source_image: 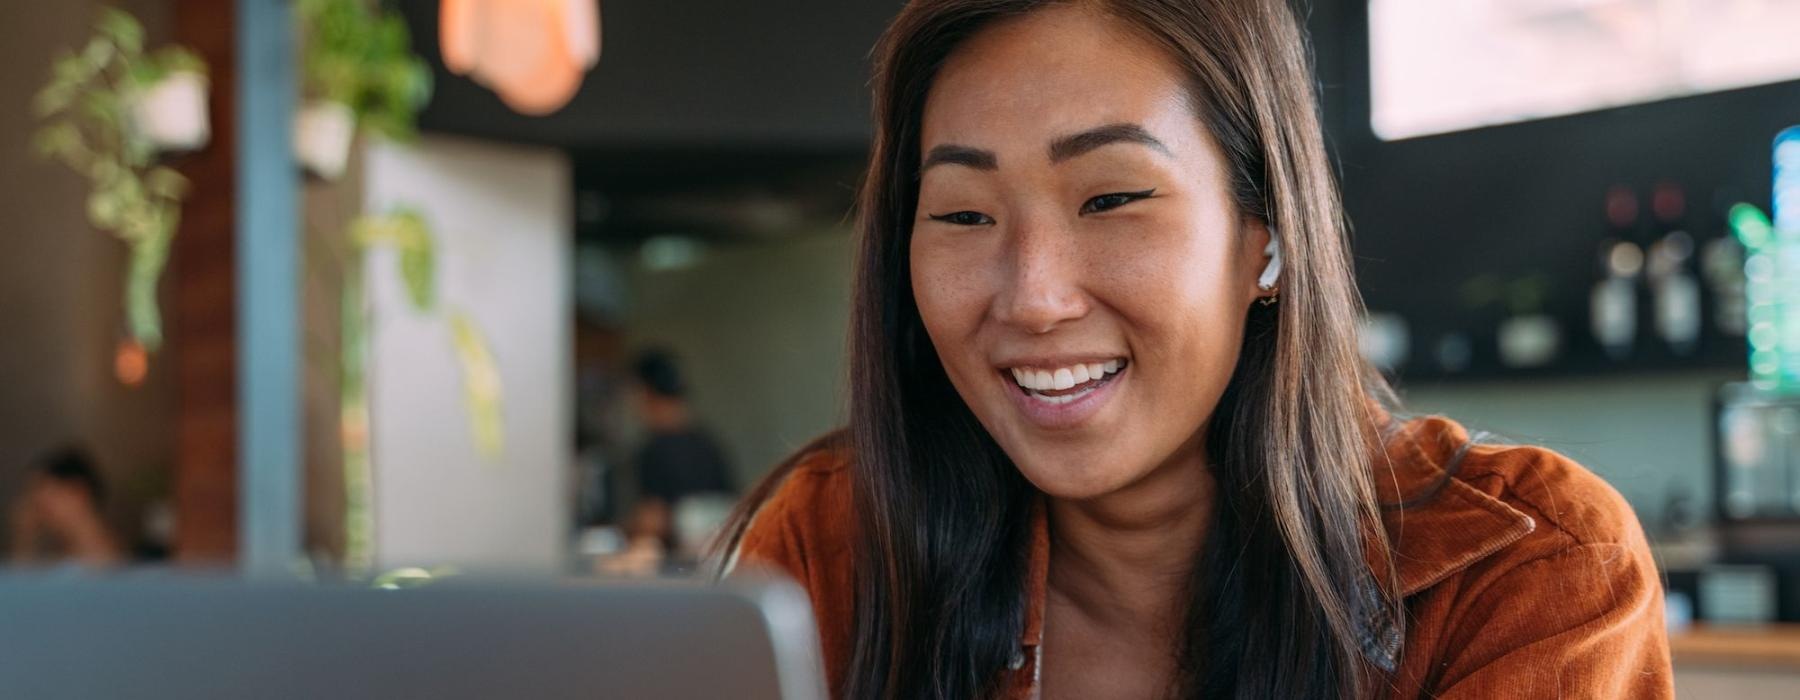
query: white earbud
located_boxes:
[1258,227,1282,291]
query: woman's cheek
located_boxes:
[910,236,987,346]
[1082,223,1187,311]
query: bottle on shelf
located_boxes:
[1591,185,1642,360]
[1702,187,1748,338]
[1647,181,1702,356]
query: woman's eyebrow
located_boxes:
[921,144,998,173]
[919,123,1168,175]
[1048,123,1171,162]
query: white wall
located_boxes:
[623,231,854,486]
[362,135,571,573]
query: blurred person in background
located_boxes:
[8,446,122,568]
[717,0,1672,697]
[615,348,736,571]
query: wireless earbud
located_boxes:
[1258,227,1282,291]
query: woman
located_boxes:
[721,1,1672,697]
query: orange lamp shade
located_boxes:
[440,0,601,116]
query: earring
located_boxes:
[1258,227,1282,291]
[1259,289,1279,306]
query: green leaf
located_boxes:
[88,189,124,230]
[123,134,155,168]
[298,0,430,137]
[110,176,150,241]
[361,111,413,142]
[391,210,436,311]
[51,50,87,84]
[406,60,433,107]
[127,59,165,89]
[80,37,116,72]
[90,159,121,185]
[448,312,504,461]
[34,82,75,118]
[144,167,189,200]
[155,47,207,76]
[376,15,408,54]
[124,237,169,350]
[398,244,435,311]
[96,7,145,55]
[33,122,79,160]
[79,91,122,127]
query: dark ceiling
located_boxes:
[398,0,900,152]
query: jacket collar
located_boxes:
[1014,406,1537,655]
[1373,411,1537,596]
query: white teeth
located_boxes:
[1007,359,1127,392]
[1013,369,1055,391]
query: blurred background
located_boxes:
[1,0,1799,694]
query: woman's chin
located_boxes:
[1011,455,1140,502]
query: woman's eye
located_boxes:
[1080,188,1157,215]
[926,211,995,226]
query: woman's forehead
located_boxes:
[919,6,1201,163]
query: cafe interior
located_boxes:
[2,0,1799,696]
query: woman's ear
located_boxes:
[1258,225,1282,292]
[1242,219,1280,306]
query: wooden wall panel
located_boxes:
[171,0,237,563]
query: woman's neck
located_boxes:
[1045,437,1217,636]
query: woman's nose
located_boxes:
[991,220,1090,334]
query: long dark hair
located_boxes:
[719,0,1404,696]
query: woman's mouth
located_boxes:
[1007,359,1127,405]
[995,357,1129,430]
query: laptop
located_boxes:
[0,574,825,700]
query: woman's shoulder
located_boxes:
[729,436,857,688]
[1383,413,1649,556]
[728,433,856,587]
[740,441,856,563]
[1379,414,1672,697]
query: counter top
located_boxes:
[1671,624,1800,670]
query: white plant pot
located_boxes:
[130,70,210,153]
[294,100,356,180]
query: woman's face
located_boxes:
[910,6,1270,500]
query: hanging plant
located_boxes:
[33,7,210,351]
[296,0,433,179]
[339,208,506,574]
[343,209,504,459]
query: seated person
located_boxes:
[9,446,122,568]
[614,350,736,572]
[717,1,1674,697]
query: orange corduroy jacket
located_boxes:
[737,413,1674,698]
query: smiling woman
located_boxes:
[717,1,1673,698]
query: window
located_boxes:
[1370,0,1800,140]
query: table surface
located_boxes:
[1671,624,1800,670]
